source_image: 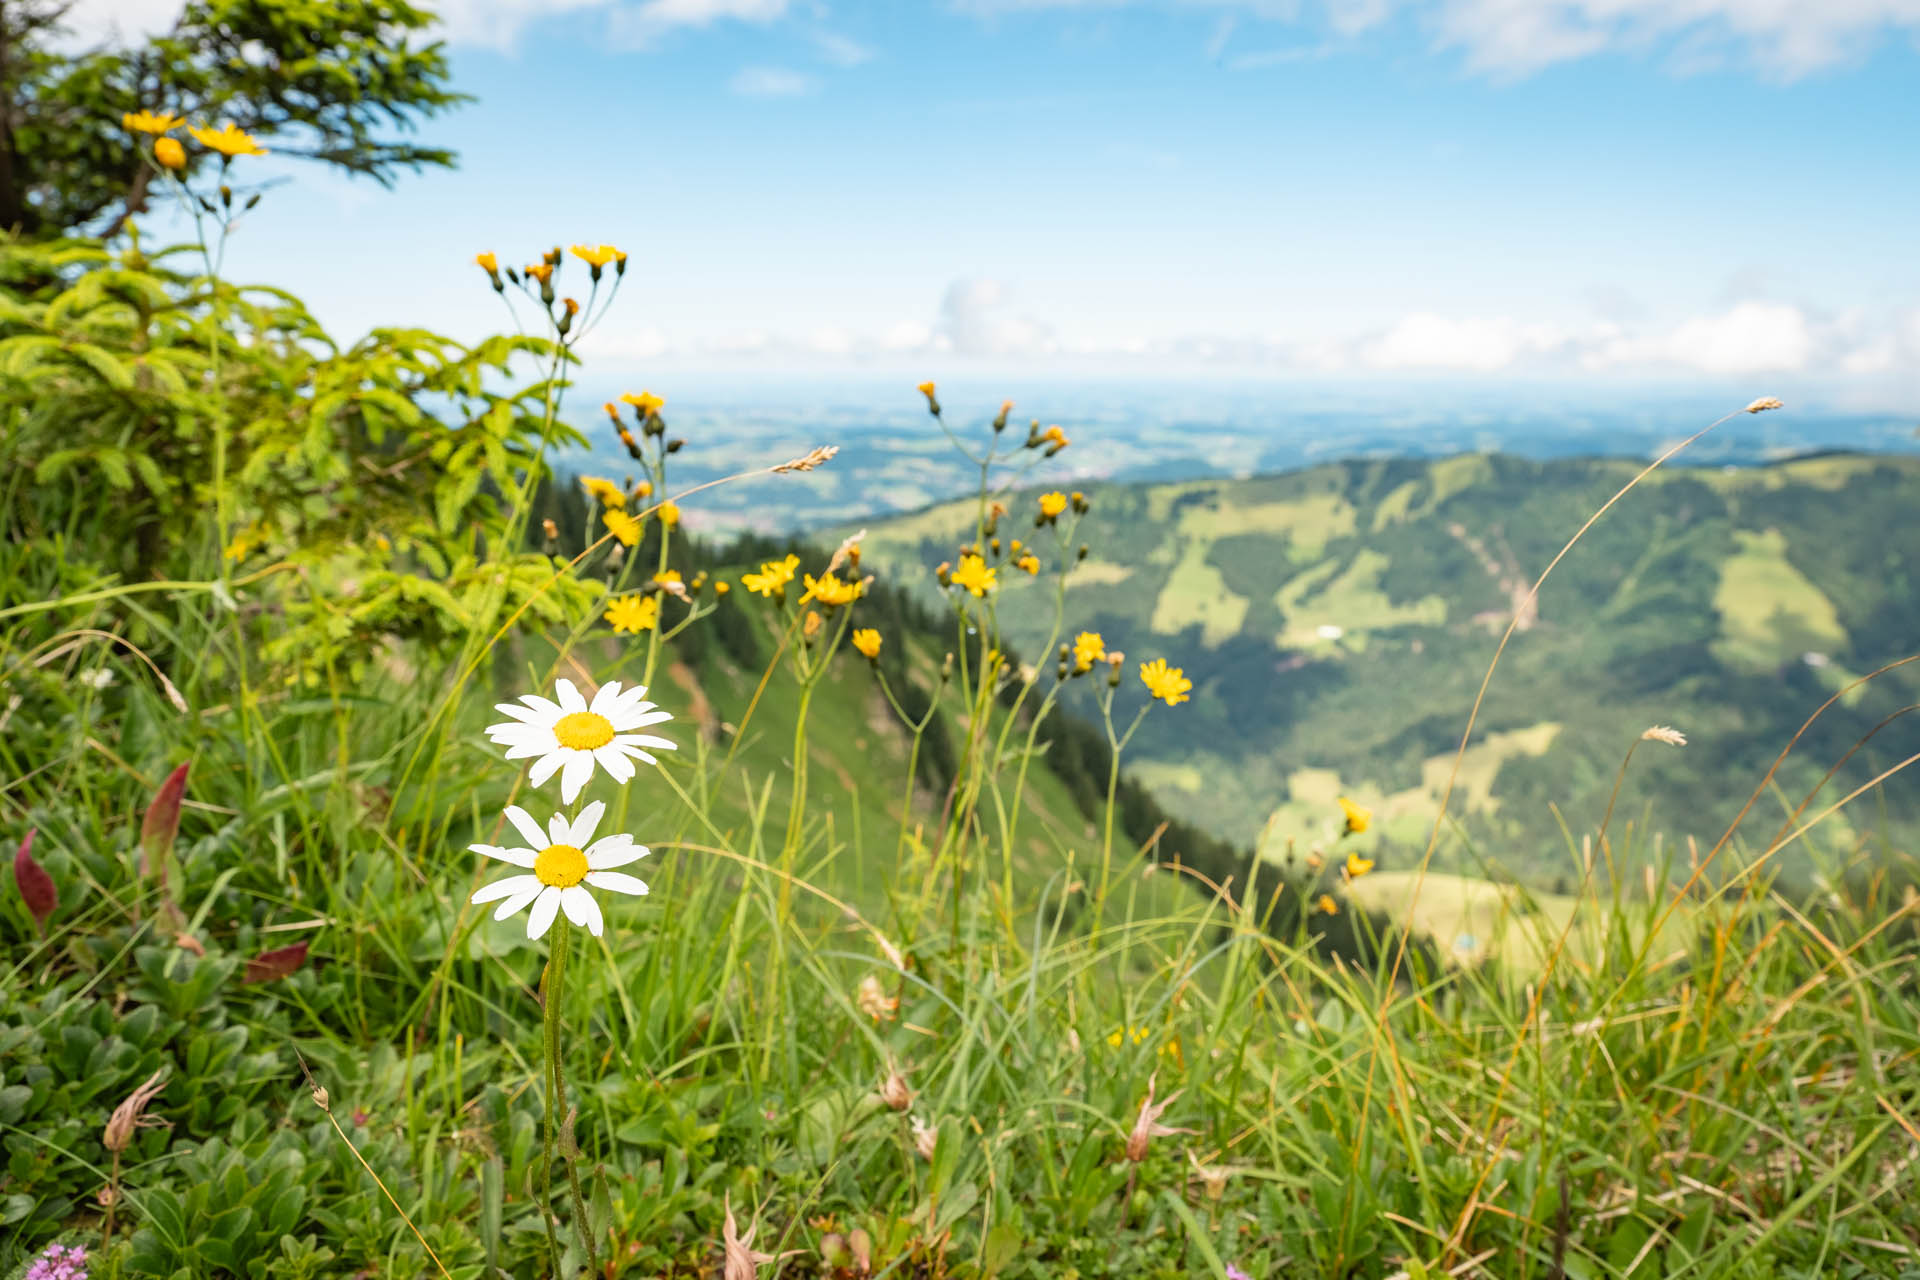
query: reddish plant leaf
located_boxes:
[13,828,55,933]
[140,762,190,876]
[243,941,309,984]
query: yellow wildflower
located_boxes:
[188,122,267,157]
[562,296,580,316]
[916,380,939,414]
[852,628,882,659]
[803,570,862,608]
[715,581,730,595]
[475,251,498,273]
[1317,894,1339,916]
[1072,631,1106,672]
[603,509,641,547]
[1038,491,1068,519]
[634,480,654,499]
[1139,658,1192,706]
[949,554,996,598]
[1338,796,1372,835]
[1016,553,1040,575]
[524,262,553,284]
[657,500,680,528]
[655,569,683,586]
[221,523,267,562]
[570,243,624,267]
[1107,1025,1152,1048]
[742,554,801,597]
[1345,852,1375,879]
[580,475,625,508]
[621,390,665,416]
[123,110,185,134]
[1041,425,1069,447]
[604,594,659,634]
[802,610,823,639]
[153,137,185,171]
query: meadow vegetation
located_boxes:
[5,43,1920,1280]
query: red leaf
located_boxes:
[13,828,55,933]
[140,762,190,875]
[243,941,309,984]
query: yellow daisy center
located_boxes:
[534,843,588,888]
[552,711,615,751]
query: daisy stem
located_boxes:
[542,920,599,1274]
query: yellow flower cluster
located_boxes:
[1038,491,1068,520]
[190,123,267,157]
[1138,658,1191,706]
[603,509,641,547]
[1339,795,1371,835]
[803,570,863,608]
[1072,631,1105,672]
[603,594,660,634]
[742,554,801,597]
[580,475,625,508]
[950,554,996,598]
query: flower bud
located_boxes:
[667,438,685,454]
[1078,544,1089,561]
[993,399,1012,432]
[878,1064,913,1111]
[154,137,186,171]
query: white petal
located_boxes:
[503,806,548,850]
[615,734,676,755]
[554,679,587,713]
[528,750,566,789]
[566,801,605,846]
[506,695,563,721]
[547,811,572,845]
[587,837,648,869]
[472,873,540,905]
[610,707,673,732]
[589,681,624,715]
[594,746,635,783]
[526,888,561,940]
[559,752,595,804]
[560,884,602,935]
[585,871,648,897]
[494,883,544,920]
[488,703,549,726]
[500,740,549,761]
[470,843,537,868]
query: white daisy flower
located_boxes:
[486,678,675,804]
[468,801,650,940]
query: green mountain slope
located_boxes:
[855,452,1920,885]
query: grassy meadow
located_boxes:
[6,132,1920,1280]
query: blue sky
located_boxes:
[84,0,1920,406]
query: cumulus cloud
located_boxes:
[1362,313,1567,372]
[582,281,1920,390]
[937,278,1058,357]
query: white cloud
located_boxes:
[955,0,1920,77]
[581,286,1917,391]
[1426,0,1920,77]
[813,31,877,66]
[1584,300,1815,374]
[1363,313,1566,371]
[729,65,819,95]
[938,277,1058,357]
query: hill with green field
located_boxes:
[854,451,1920,886]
